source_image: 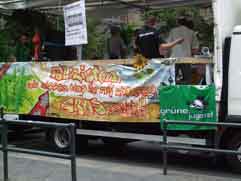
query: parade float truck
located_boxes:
[1,0,241,172]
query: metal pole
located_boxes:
[162,119,167,175]
[70,124,77,181]
[1,108,8,181]
[77,46,82,60]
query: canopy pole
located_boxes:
[77,46,82,60]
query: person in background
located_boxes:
[167,16,199,83]
[135,16,184,59]
[107,26,127,59]
[15,33,31,62]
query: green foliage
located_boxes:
[82,19,105,59]
[0,10,60,62]
[144,7,214,50]
[0,30,15,62]
[4,11,48,39]
[193,17,214,50]
[48,15,65,32]
[120,24,135,46]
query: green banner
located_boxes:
[159,85,217,131]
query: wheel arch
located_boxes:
[219,127,241,148]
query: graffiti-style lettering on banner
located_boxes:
[0,61,174,122]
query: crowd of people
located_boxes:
[107,15,199,60]
[107,15,204,84]
[13,14,204,84]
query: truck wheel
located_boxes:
[48,128,72,153]
[226,133,241,173]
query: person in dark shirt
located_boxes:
[15,34,32,62]
[135,16,184,59]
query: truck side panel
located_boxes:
[213,0,241,101]
[228,28,241,116]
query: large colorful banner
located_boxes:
[0,60,175,123]
[159,85,217,130]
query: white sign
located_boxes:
[63,0,88,46]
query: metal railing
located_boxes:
[0,108,77,181]
[162,120,241,175]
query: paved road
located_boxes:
[0,133,240,181]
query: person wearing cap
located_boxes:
[167,16,199,83]
[135,16,184,59]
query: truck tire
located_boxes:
[226,133,241,173]
[47,128,72,153]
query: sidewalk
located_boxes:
[1,154,141,181]
[0,153,240,181]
